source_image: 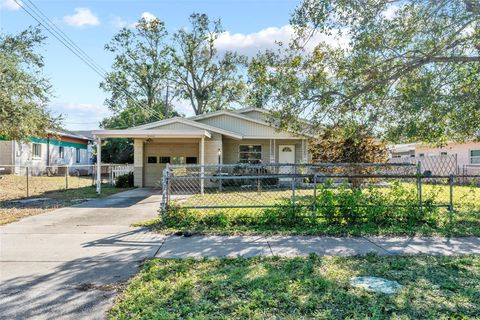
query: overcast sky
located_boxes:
[0,0,310,130]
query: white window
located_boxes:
[75,148,81,163]
[32,143,41,159]
[239,145,262,164]
[59,146,65,159]
[471,150,480,164]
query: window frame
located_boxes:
[59,146,65,159]
[239,144,262,164]
[159,156,171,164]
[186,157,197,164]
[470,149,480,165]
[32,143,42,159]
[146,156,158,164]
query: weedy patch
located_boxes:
[109,255,480,319]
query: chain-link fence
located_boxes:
[159,163,467,225]
[389,154,459,176]
[0,164,133,200]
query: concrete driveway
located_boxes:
[0,188,166,320]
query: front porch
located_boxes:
[92,130,310,191]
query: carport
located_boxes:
[92,129,211,193]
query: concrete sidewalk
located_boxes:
[154,235,480,258]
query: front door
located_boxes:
[278,145,295,175]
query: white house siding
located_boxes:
[240,110,267,121]
[222,138,305,164]
[0,141,13,173]
[148,122,206,131]
[0,140,91,176]
[204,133,222,165]
[142,138,200,187]
[415,142,480,173]
[197,114,299,139]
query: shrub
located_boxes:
[115,172,134,188]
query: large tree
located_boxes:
[100,17,175,125]
[251,0,480,144]
[100,17,178,163]
[170,13,246,115]
[0,27,58,141]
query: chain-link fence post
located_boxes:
[160,165,170,223]
[312,173,318,219]
[291,171,296,208]
[417,160,423,212]
[218,164,223,192]
[65,166,69,189]
[256,167,261,195]
[449,174,454,226]
[26,166,29,197]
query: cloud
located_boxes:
[0,0,21,11]
[61,103,107,113]
[63,8,100,27]
[110,15,129,28]
[51,102,111,130]
[110,12,157,29]
[215,25,348,56]
[140,11,156,22]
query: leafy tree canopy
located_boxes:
[100,17,176,122]
[249,0,480,144]
[170,13,247,115]
[0,27,59,141]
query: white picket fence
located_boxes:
[110,164,134,185]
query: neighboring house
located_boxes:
[93,108,312,187]
[390,141,480,174]
[0,130,93,175]
[388,143,416,160]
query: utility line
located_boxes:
[15,0,164,122]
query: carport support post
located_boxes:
[200,136,205,195]
[96,137,101,194]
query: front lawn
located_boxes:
[141,183,480,236]
[0,175,131,224]
[109,255,480,319]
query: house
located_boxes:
[389,141,480,175]
[388,143,416,160]
[0,130,93,175]
[92,108,312,188]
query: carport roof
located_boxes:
[91,129,211,139]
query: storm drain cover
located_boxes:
[350,276,402,294]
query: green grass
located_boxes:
[109,255,480,319]
[140,183,480,236]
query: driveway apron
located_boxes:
[0,188,165,320]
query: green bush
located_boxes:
[160,181,441,233]
[115,172,134,188]
[313,181,438,226]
